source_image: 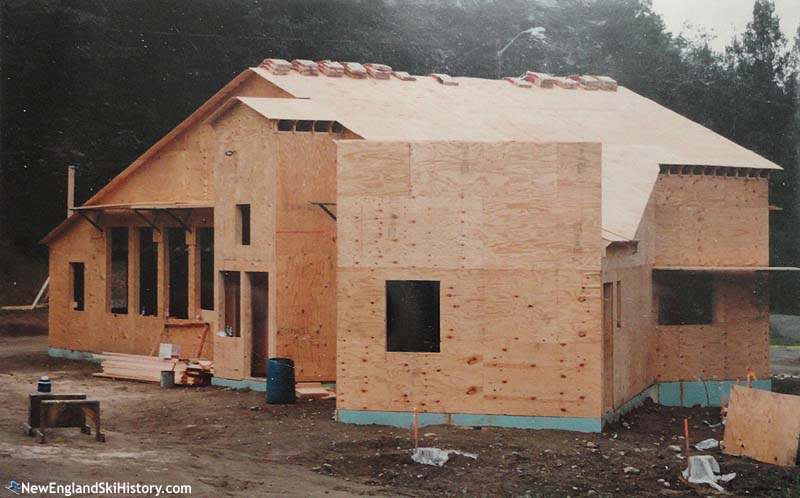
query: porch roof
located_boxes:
[653,266,800,272]
[72,201,213,211]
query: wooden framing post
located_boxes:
[67,165,76,218]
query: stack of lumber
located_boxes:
[595,75,619,91]
[259,58,291,75]
[504,76,532,88]
[93,353,213,386]
[291,59,318,76]
[523,71,557,88]
[364,63,392,80]
[342,62,367,79]
[317,60,344,77]
[392,70,416,82]
[553,76,579,89]
[431,73,459,86]
[179,360,214,386]
[569,74,601,90]
[296,382,336,400]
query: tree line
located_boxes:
[2,0,799,309]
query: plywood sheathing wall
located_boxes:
[211,105,277,380]
[602,197,657,410]
[652,175,771,382]
[336,141,603,419]
[47,72,293,361]
[211,104,345,382]
[653,175,769,267]
[48,209,214,358]
[603,174,771,409]
[84,72,291,208]
[273,131,339,382]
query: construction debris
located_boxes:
[411,447,477,467]
[94,352,213,386]
[295,382,335,400]
[682,455,736,491]
[694,438,720,451]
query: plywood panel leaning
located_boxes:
[723,385,800,466]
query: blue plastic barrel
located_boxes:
[266,358,296,404]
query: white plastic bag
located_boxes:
[411,447,478,467]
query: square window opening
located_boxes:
[277,120,294,132]
[295,120,313,132]
[656,271,713,326]
[386,280,440,353]
[314,121,332,133]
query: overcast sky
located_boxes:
[651,0,800,51]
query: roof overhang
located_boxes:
[72,201,213,211]
[653,266,800,273]
[40,202,214,244]
[208,96,339,125]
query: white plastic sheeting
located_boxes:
[411,447,478,467]
[682,455,736,491]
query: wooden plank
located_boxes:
[31,277,50,310]
[723,385,800,466]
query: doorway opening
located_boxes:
[222,271,241,337]
[249,272,269,377]
[602,282,614,411]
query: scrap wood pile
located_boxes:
[296,382,336,400]
[94,353,213,386]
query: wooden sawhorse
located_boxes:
[24,394,106,443]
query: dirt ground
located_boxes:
[2,311,800,498]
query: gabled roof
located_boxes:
[41,69,265,245]
[43,64,782,245]
[208,96,339,124]
[245,68,781,240]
